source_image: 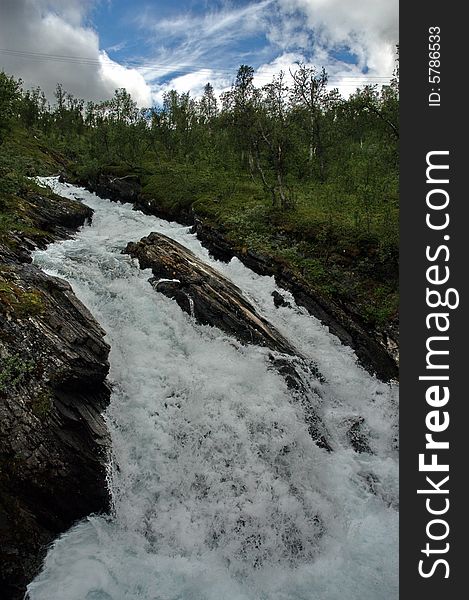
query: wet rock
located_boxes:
[152,278,182,297]
[0,192,110,599]
[1,191,93,266]
[150,278,194,315]
[344,416,372,454]
[125,232,332,452]
[126,233,301,355]
[25,192,93,243]
[192,219,399,382]
[86,173,141,205]
[272,290,292,309]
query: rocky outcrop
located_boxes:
[0,189,110,599]
[191,219,398,382]
[81,172,194,224]
[125,232,331,452]
[77,172,141,210]
[78,173,398,381]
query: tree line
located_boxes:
[0,58,398,230]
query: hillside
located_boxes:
[1,67,399,376]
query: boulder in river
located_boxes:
[125,232,332,452]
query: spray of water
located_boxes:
[27,179,398,600]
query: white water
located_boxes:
[27,179,398,600]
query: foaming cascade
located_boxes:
[27,178,398,600]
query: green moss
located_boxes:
[0,281,45,317]
[0,125,67,176]
[31,390,53,419]
[361,285,399,326]
[0,354,35,393]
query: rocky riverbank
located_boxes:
[82,172,398,382]
[0,185,111,599]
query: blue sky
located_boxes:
[0,0,398,105]
[95,1,278,79]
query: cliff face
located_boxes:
[0,187,111,599]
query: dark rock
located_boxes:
[0,192,110,599]
[268,354,326,443]
[272,290,291,309]
[86,174,141,206]
[149,278,195,314]
[125,232,332,451]
[26,192,93,241]
[126,234,299,355]
[133,196,194,226]
[344,417,372,454]
[192,219,399,382]
[152,278,182,296]
[1,192,93,266]
[81,173,195,225]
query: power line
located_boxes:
[0,47,393,85]
[0,47,393,77]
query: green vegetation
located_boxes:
[0,354,34,394]
[0,277,45,317]
[0,351,51,418]
[31,389,53,419]
[0,57,399,329]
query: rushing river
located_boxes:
[27,178,398,600]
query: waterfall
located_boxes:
[27,178,398,600]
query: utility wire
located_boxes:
[0,47,393,86]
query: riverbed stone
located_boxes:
[125,232,332,452]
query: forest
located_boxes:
[0,58,399,331]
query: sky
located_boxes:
[0,0,398,106]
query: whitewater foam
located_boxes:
[27,178,398,600]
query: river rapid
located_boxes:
[27,178,398,600]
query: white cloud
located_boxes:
[274,0,398,77]
[135,0,397,102]
[134,0,275,87]
[0,0,152,105]
[139,0,273,42]
[149,70,232,106]
[253,52,304,86]
[0,1,398,106]
[99,52,152,106]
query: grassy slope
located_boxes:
[1,127,398,334]
[137,162,398,331]
[0,126,67,242]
